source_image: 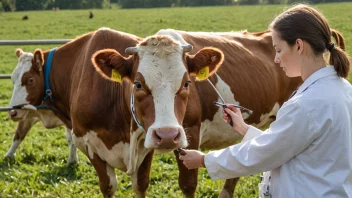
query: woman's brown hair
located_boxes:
[270,4,350,78]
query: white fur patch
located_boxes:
[36,110,64,128]
[200,75,281,149]
[156,29,245,44]
[72,134,87,155]
[127,128,150,175]
[65,127,78,164]
[4,139,21,157]
[72,130,151,175]
[156,29,245,49]
[9,52,34,107]
[5,117,39,157]
[200,74,244,149]
[81,131,129,171]
[106,164,117,194]
[258,102,280,128]
[22,104,37,110]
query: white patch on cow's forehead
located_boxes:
[138,37,186,123]
[12,52,33,81]
[179,30,245,37]
[156,29,245,50]
[156,29,189,45]
[9,52,34,107]
[137,36,186,91]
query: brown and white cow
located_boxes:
[7,28,224,198]
[152,29,303,197]
[6,49,78,164]
[92,29,302,197]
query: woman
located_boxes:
[179,4,352,197]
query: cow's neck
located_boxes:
[41,38,88,128]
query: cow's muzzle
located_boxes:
[8,109,29,121]
[152,127,181,148]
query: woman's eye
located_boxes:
[134,82,142,89]
[27,77,34,85]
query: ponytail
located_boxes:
[329,29,350,78]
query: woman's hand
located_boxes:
[178,149,205,169]
[222,104,249,136]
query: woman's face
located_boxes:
[272,30,301,77]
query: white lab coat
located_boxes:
[204,66,352,197]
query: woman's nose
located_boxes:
[274,55,280,64]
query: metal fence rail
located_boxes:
[0,39,72,45]
[0,74,11,79]
[0,39,72,79]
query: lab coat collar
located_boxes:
[296,66,336,95]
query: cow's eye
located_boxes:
[183,80,191,89]
[134,81,142,89]
[27,77,34,85]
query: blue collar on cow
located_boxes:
[43,48,57,103]
[130,86,145,131]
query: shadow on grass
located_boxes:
[39,163,81,184]
[0,156,18,172]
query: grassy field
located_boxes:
[0,3,351,197]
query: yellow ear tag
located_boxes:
[196,66,209,80]
[111,69,122,83]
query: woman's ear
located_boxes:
[296,39,304,54]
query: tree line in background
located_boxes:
[0,0,109,11]
[0,0,349,11]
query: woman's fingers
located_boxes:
[224,108,237,117]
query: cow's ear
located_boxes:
[33,49,44,72]
[92,49,134,83]
[16,48,24,58]
[186,47,224,81]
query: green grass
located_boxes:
[0,3,351,197]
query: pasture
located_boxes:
[0,3,351,197]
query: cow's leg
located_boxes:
[65,127,78,164]
[218,178,240,198]
[4,118,38,158]
[131,151,154,198]
[89,153,117,198]
[174,125,200,198]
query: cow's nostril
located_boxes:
[153,130,162,144]
[174,131,180,142]
[156,133,162,141]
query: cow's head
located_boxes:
[92,35,223,152]
[9,48,45,120]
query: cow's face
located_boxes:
[8,49,45,120]
[92,35,223,152]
